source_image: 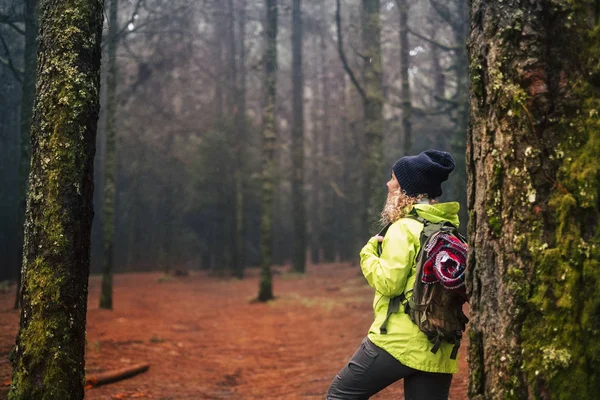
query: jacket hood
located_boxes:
[412,202,460,227]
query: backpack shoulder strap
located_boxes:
[376,222,392,256]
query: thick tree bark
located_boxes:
[9,0,104,397]
[99,0,118,310]
[14,0,38,310]
[467,1,600,398]
[291,0,306,273]
[257,0,278,302]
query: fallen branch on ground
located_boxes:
[86,363,150,389]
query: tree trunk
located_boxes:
[228,0,246,279]
[467,1,600,398]
[257,0,278,302]
[291,0,306,273]
[100,0,118,310]
[396,0,412,155]
[451,0,469,234]
[361,0,384,232]
[309,34,321,265]
[9,0,104,397]
[335,0,383,234]
[320,31,335,263]
[14,0,38,310]
[234,0,247,278]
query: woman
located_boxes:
[327,149,460,400]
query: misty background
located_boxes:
[0,0,468,280]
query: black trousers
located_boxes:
[327,337,452,400]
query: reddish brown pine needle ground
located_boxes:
[0,263,468,399]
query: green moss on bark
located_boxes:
[519,15,600,400]
[9,0,103,398]
[468,1,600,398]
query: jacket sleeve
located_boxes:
[359,219,420,297]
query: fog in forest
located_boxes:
[0,0,468,280]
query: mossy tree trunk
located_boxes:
[467,1,600,398]
[361,0,384,232]
[14,0,38,310]
[9,0,104,398]
[291,0,306,273]
[257,0,278,302]
[99,0,118,310]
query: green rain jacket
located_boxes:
[360,202,461,374]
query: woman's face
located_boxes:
[387,172,400,194]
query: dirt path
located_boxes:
[0,263,468,399]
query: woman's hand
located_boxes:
[373,235,384,242]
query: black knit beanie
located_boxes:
[392,150,455,198]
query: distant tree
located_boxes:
[9,0,104,397]
[395,0,412,155]
[234,0,248,278]
[100,0,119,310]
[336,0,384,233]
[257,0,278,302]
[13,0,38,310]
[467,1,600,398]
[291,0,306,273]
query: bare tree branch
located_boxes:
[0,11,25,34]
[407,26,458,52]
[0,31,23,83]
[102,0,144,50]
[335,0,366,102]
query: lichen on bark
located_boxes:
[467,0,600,398]
[9,0,104,398]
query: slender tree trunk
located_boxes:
[396,0,412,155]
[310,35,321,265]
[335,0,383,234]
[339,73,352,261]
[257,0,278,302]
[227,0,245,278]
[160,134,174,273]
[9,0,104,397]
[291,0,306,273]
[14,0,38,310]
[467,1,600,398]
[430,25,445,103]
[233,0,247,278]
[99,0,118,310]
[320,31,335,263]
[361,0,384,232]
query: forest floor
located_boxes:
[0,263,468,399]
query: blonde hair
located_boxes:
[380,190,424,225]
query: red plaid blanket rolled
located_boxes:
[421,231,467,291]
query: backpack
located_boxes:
[376,214,469,360]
